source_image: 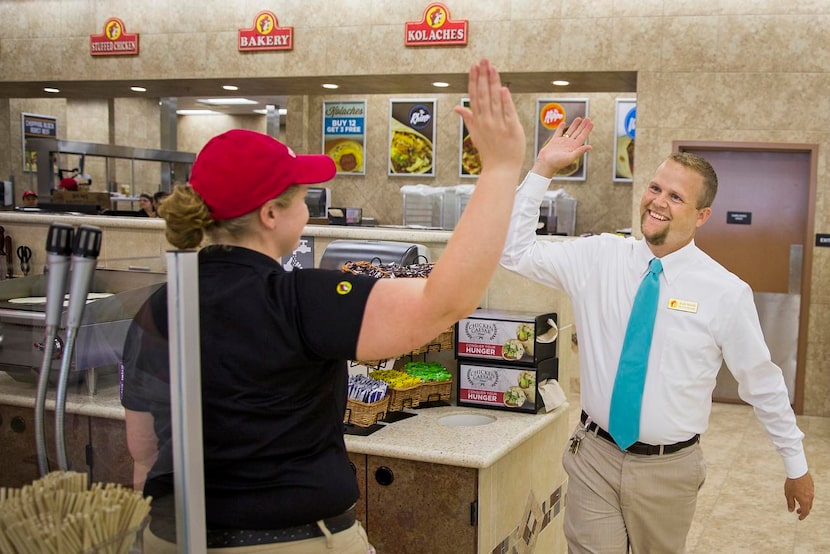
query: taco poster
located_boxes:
[458,98,481,178]
[614,98,636,182]
[534,99,589,182]
[323,101,366,175]
[388,99,436,177]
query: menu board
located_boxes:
[22,113,57,173]
[614,98,636,182]
[534,99,589,182]
[388,99,436,177]
[323,101,366,175]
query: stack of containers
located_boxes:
[455,309,559,413]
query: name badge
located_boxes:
[668,298,698,313]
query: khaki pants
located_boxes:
[563,424,706,553]
[143,521,373,553]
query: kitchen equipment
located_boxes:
[34,222,74,475]
[55,225,102,470]
[0,268,167,388]
[0,226,6,280]
[319,239,430,270]
[4,235,11,278]
[305,187,331,218]
[16,245,31,276]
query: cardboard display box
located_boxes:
[456,357,558,414]
[51,190,112,210]
[455,309,558,367]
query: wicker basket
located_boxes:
[410,327,454,356]
[349,358,395,371]
[344,396,390,427]
[387,383,423,411]
[420,379,453,403]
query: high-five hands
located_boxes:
[532,117,594,179]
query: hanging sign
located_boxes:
[281,236,314,271]
[323,101,367,175]
[535,99,589,182]
[89,17,139,56]
[239,10,293,51]
[405,3,468,47]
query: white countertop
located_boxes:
[345,402,568,469]
[0,371,125,420]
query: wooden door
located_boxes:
[678,145,815,409]
[0,404,89,488]
[366,454,477,553]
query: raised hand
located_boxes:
[533,117,594,178]
[453,59,525,177]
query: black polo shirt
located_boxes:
[122,245,378,529]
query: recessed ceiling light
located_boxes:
[254,107,289,116]
[176,109,221,115]
[197,98,258,105]
[222,85,239,91]
[551,80,570,87]
[44,87,60,93]
[432,81,450,88]
[321,83,339,90]
[130,86,147,92]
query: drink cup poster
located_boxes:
[458,98,481,178]
[534,99,589,182]
[323,101,366,175]
[389,99,436,177]
[614,99,636,182]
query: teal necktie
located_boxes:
[608,257,663,450]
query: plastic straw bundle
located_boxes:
[0,471,152,554]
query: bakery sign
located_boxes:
[89,17,139,56]
[405,3,467,46]
[239,10,293,51]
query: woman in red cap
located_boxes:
[21,190,38,207]
[122,59,584,553]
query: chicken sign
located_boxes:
[89,17,139,56]
[238,10,293,51]
[405,3,468,46]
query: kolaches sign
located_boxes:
[405,3,468,47]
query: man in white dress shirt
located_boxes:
[500,117,814,553]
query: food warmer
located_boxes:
[319,239,430,270]
[0,269,166,393]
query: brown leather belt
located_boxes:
[206,505,356,548]
[581,411,699,456]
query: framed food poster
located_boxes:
[534,99,589,182]
[388,99,435,177]
[458,98,481,178]
[614,99,636,182]
[323,101,366,175]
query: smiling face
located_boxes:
[639,158,712,257]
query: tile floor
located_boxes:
[566,400,829,553]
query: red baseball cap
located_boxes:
[22,190,38,199]
[189,129,336,220]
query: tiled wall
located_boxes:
[1,0,828,415]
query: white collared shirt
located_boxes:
[501,172,807,478]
